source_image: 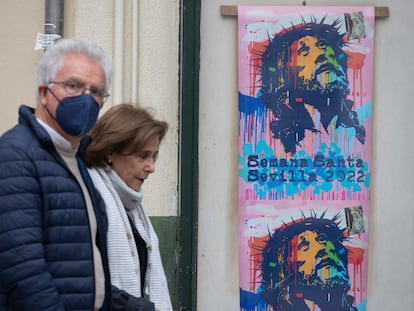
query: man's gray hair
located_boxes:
[36,37,113,93]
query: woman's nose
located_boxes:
[145,160,156,173]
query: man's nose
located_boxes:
[82,87,93,94]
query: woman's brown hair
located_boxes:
[85,103,168,168]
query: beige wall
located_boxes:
[0,0,179,217]
[0,0,44,134]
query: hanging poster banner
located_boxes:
[238,6,374,311]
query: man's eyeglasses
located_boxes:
[49,79,110,103]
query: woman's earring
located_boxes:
[107,159,112,164]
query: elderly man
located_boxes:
[0,38,112,311]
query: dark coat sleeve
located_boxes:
[0,140,65,311]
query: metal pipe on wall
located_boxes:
[45,0,64,36]
[131,0,139,103]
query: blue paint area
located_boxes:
[239,288,267,311]
[356,299,366,311]
[239,92,263,115]
[355,102,372,122]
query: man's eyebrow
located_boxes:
[64,75,82,81]
[65,76,105,88]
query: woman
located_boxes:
[85,103,173,311]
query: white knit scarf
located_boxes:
[88,167,173,311]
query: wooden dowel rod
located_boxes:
[220,5,389,18]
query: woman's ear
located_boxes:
[107,153,115,165]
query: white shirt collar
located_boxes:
[36,118,79,154]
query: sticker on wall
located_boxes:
[237,6,374,311]
[34,32,61,50]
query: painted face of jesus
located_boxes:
[295,35,347,89]
[294,230,347,282]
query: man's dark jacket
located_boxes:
[0,105,111,311]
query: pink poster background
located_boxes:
[238,6,374,311]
